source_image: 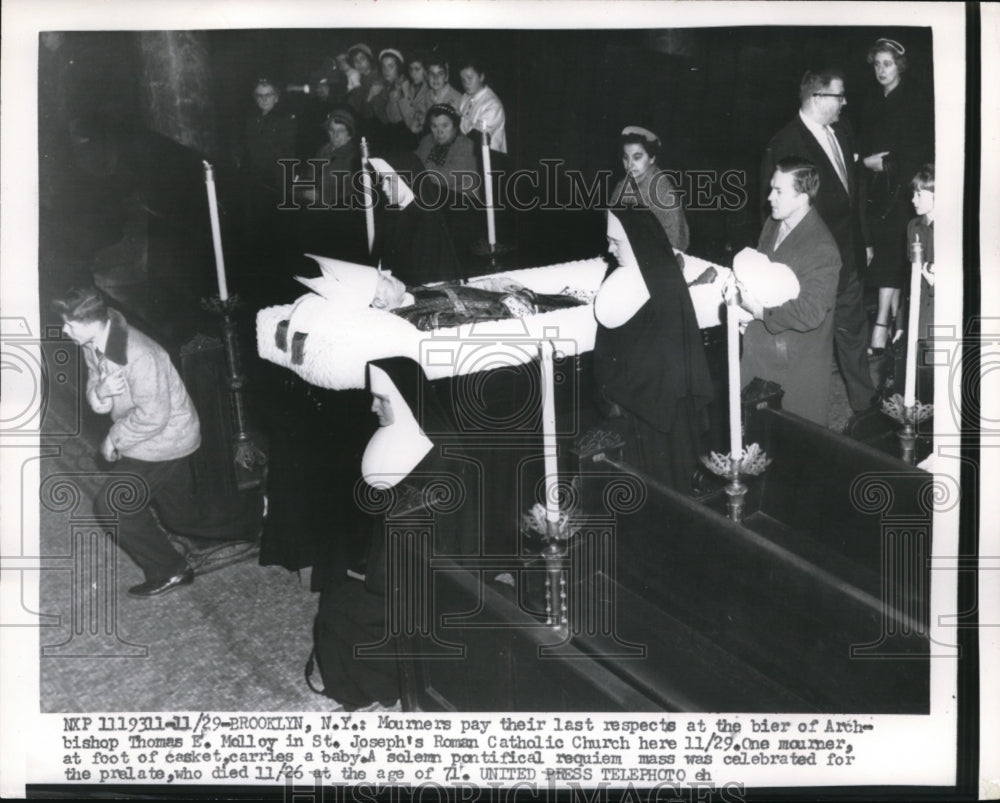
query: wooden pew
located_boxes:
[397,405,932,713]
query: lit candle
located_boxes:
[202,161,229,301]
[539,340,559,523]
[903,234,923,408]
[360,137,375,254]
[480,121,496,248]
[726,293,743,469]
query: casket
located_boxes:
[256,253,729,390]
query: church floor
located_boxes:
[34,333,399,714]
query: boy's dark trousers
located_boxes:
[94,454,260,582]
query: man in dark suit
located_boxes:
[761,68,877,430]
[739,158,841,425]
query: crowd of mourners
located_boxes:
[237,35,933,424]
[237,44,505,206]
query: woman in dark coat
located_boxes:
[310,357,477,710]
[592,207,713,492]
[414,103,479,203]
[293,107,367,259]
[859,37,934,355]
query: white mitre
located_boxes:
[294,253,380,306]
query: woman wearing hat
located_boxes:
[387,51,432,135]
[315,107,360,207]
[858,37,933,358]
[457,58,507,154]
[610,126,689,252]
[344,42,385,121]
[293,107,365,257]
[370,48,416,149]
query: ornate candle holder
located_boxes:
[201,294,267,488]
[521,503,573,630]
[881,393,933,465]
[700,443,772,523]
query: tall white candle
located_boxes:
[726,294,742,468]
[480,122,496,247]
[202,161,228,302]
[903,234,923,408]
[540,340,559,523]
[360,137,375,254]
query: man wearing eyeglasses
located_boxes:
[241,78,298,194]
[761,68,877,434]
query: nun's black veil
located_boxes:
[593,207,714,490]
[311,358,473,711]
[365,356,456,440]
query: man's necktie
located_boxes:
[825,126,849,192]
[773,221,791,251]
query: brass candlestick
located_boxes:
[701,443,772,524]
[543,519,568,630]
[881,394,933,466]
[522,503,571,630]
[725,461,749,523]
[202,294,267,489]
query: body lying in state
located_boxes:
[255,252,741,391]
[370,271,589,331]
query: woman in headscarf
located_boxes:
[309,357,476,710]
[592,207,713,492]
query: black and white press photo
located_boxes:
[1,1,994,799]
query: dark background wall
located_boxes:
[38,26,934,300]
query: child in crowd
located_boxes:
[907,164,935,343]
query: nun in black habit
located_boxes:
[370,153,465,286]
[309,356,479,710]
[592,207,714,492]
